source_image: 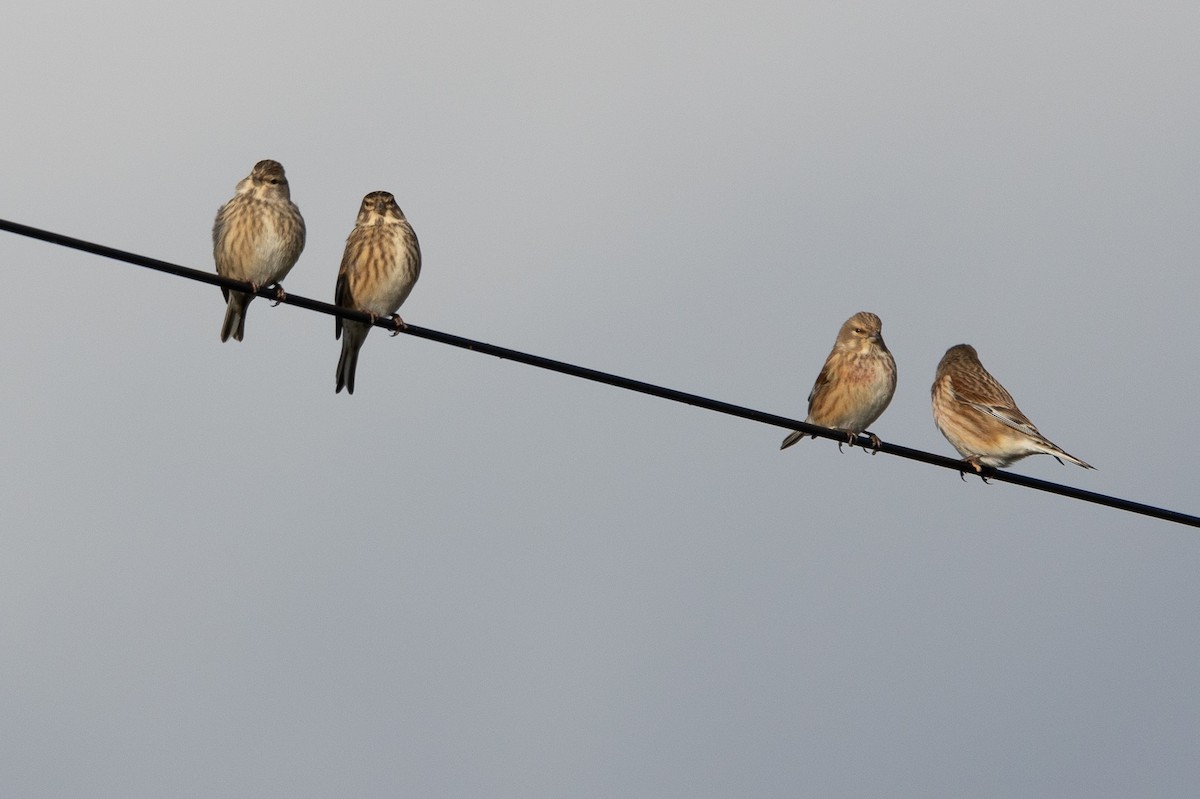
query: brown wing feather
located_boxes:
[946,359,1045,436]
[334,253,355,340]
[806,356,834,409]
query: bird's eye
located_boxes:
[854,328,864,334]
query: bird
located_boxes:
[212,159,306,342]
[931,343,1093,473]
[334,191,422,394]
[780,311,897,451]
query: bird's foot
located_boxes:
[267,282,286,306]
[389,313,408,336]
[959,457,990,484]
[863,432,882,454]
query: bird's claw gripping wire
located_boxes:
[958,457,991,484]
[241,279,284,307]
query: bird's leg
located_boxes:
[389,313,408,337]
[960,456,991,484]
[265,282,286,306]
[863,432,882,454]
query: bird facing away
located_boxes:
[780,311,897,450]
[212,159,306,342]
[931,343,1093,472]
[334,191,422,394]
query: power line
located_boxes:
[4,216,1197,529]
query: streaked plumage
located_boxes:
[931,343,1093,472]
[212,159,306,342]
[334,191,421,394]
[780,311,897,450]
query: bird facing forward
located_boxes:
[780,311,897,450]
[931,344,1093,472]
[212,159,306,342]
[334,191,422,394]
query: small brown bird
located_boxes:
[334,191,422,394]
[212,159,306,342]
[780,311,897,450]
[931,343,1093,472]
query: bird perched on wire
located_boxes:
[334,191,422,394]
[780,311,897,451]
[931,343,1093,473]
[212,159,306,342]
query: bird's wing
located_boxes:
[948,373,1043,437]
[806,358,833,408]
[333,255,354,340]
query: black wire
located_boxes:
[4,217,1197,529]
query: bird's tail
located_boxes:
[779,430,808,450]
[336,324,368,394]
[1048,443,1094,470]
[220,292,252,343]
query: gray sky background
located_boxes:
[2,2,1198,796]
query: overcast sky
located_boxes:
[3,2,1199,797]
